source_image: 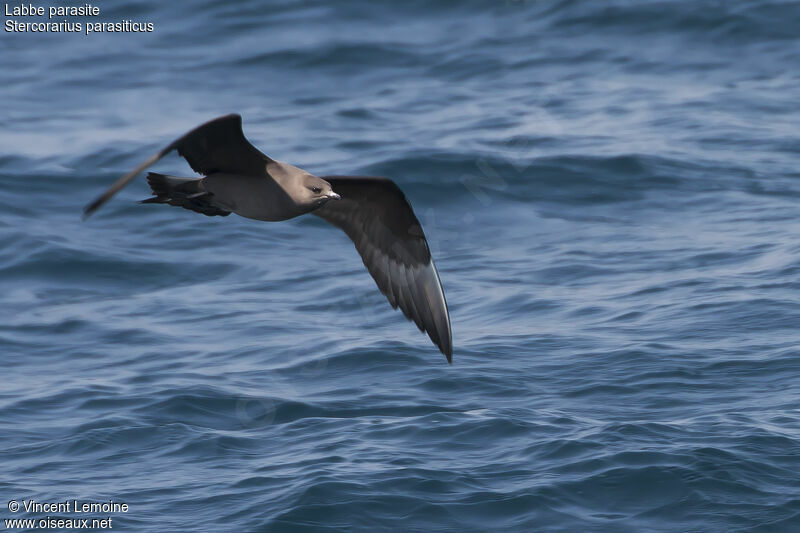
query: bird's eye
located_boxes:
[311,187,321,194]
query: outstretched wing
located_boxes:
[314,176,453,362]
[84,114,271,218]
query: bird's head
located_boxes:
[301,174,341,208]
[267,159,341,211]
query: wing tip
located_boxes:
[426,321,452,364]
[82,195,105,220]
[442,345,453,364]
[429,260,452,364]
[436,324,453,364]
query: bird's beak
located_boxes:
[327,192,341,201]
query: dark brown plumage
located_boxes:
[83,114,453,361]
[315,177,452,359]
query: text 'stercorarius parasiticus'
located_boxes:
[84,114,453,362]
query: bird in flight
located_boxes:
[84,114,452,362]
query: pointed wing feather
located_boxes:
[314,176,453,362]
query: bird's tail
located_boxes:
[141,173,230,217]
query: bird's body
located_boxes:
[151,170,313,222]
[204,171,302,221]
[84,114,453,362]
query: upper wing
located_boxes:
[314,176,453,362]
[83,114,272,218]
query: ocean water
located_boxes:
[2,0,800,531]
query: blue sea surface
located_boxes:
[2,0,800,531]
